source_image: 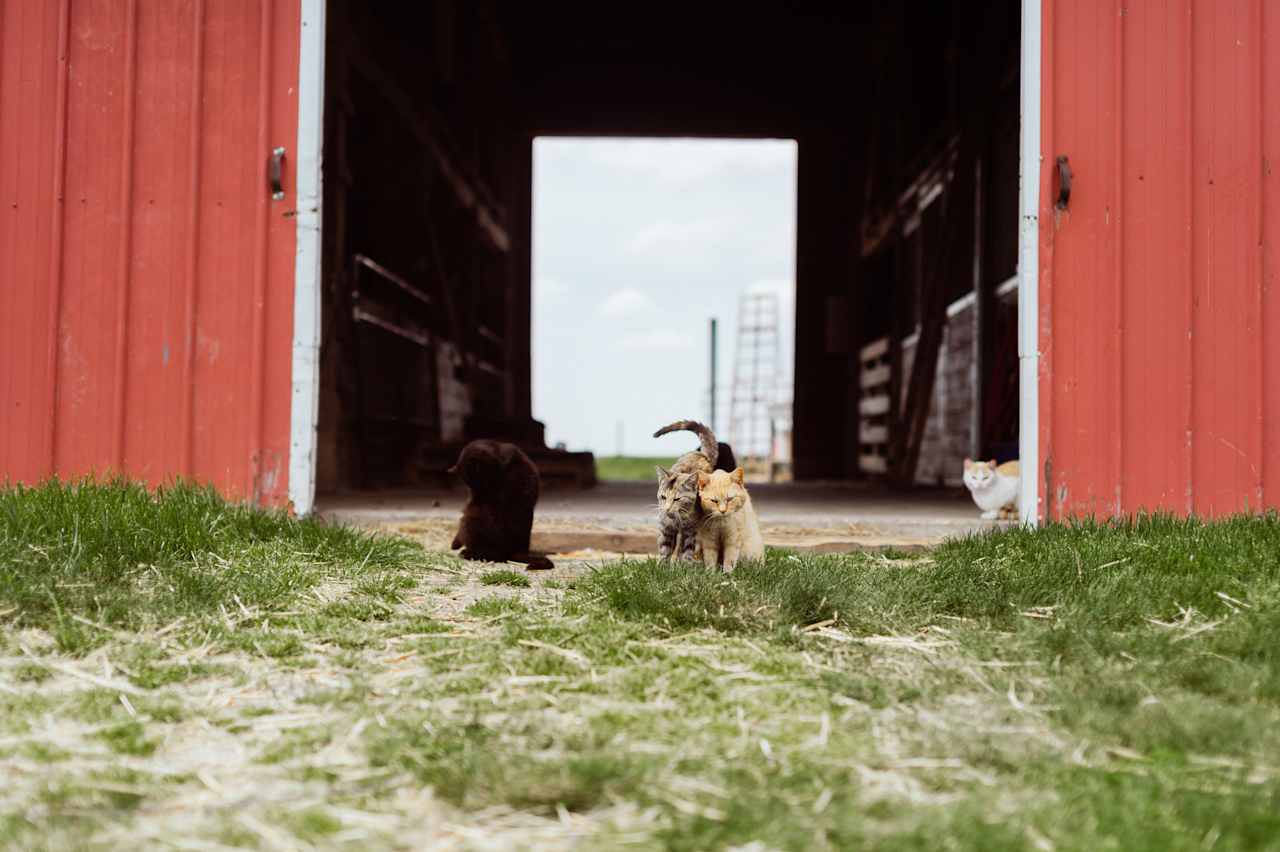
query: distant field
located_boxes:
[594,455,678,482]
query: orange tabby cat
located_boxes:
[695,468,764,572]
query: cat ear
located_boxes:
[731,468,745,484]
[655,465,669,481]
[963,457,972,467]
[697,471,710,488]
[987,459,997,467]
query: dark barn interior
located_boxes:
[314,1,1022,496]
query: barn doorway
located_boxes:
[532,137,798,483]
[308,0,1027,537]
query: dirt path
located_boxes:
[373,515,982,566]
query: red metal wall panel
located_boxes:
[1041,0,1277,519]
[0,0,300,505]
[1266,0,1280,510]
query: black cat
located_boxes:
[715,442,737,473]
[449,439,553,570]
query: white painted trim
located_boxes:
[288,0,326,516]
[1016,0,1041,525]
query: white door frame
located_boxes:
[288,0,326,516]
[1016,0,1041,525]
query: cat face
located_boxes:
[962,458,999,491]
[696,468,747,516]
[656,467,698,519]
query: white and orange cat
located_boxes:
[962,458,1020,519]
[695,468,764,572]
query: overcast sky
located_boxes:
[532,138,797,457]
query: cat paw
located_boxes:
[979,510,998,520]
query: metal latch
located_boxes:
[269,147,287,200]
[1055,155,1072,210]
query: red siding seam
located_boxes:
[180,0,206,478]
[0,0,7,476]
[1184,0,1195,514]
[113,0,139,471]
[1254,0,1266,508]
[44,0,71,474]
[1267,0,1280,508]
[1112,0,1125,515]
[248,0,274,501]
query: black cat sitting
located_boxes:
[449,439,553,571]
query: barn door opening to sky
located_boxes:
[531,138,797,467]
[1036,0,1280,520]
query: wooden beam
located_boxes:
[346,43,511,253]
[353,254,432,306]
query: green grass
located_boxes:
[549,515,1280,848]
[464,595,528,617]
[578,514,1280,636]
[96,721,158,757]
[594,455,678,482]
[3,482,1280,850]
[0,479,423,652]
[479,569,531,588]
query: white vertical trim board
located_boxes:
[1016,0,1041,525]
[289,0,326,516]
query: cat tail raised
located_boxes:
[652,420,719,466]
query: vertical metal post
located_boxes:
[709,318,718,431]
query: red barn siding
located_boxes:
[1264,1,1280,510]
[0,0,300,504]
[1040,0,1279,519]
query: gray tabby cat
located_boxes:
[652,420,720,561]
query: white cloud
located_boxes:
[580,139,797,184]
[597,288,657,318]
[620,330,694,351]
[626,217,734,254]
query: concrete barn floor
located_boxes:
[317,481,1004,555]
